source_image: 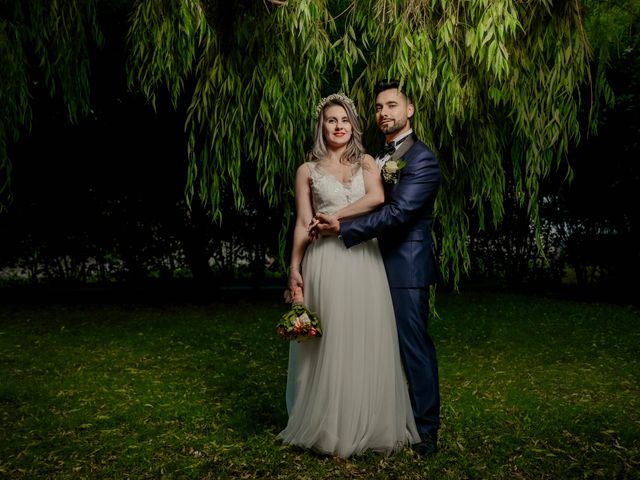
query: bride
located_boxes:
[278,93,419,457]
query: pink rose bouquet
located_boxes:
[276,286,323,342]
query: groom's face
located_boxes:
[375,88,414,139]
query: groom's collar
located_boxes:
[391,131,415,160]
[387,129,413,149]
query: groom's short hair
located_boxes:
[374,79,412,104]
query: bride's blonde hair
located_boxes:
[308,93,364,164]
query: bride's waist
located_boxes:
[307,236,378,250]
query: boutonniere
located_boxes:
[382,159,406,184]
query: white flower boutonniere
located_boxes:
[382,159,407,184]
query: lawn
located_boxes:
[0,290,638,479]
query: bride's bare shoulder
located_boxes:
[360,154,377,170]
[296,161,316,178]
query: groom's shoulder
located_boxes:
[407,138,437,160]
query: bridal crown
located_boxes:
[314,93,357,119]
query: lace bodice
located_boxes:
[308,162,365,215]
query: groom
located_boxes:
[314,80,441,456]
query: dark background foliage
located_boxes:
[0,4,283,291]
[464,29,640,300]
[0,1,638,303]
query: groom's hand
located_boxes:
[312,213,340,237]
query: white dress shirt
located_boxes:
[375,129,413,169]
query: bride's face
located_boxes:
[322,105,352,148]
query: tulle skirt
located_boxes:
[278,236,419,457]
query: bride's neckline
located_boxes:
[314,161,361,186]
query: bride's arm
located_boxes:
[288,163,314,292]
[333,155,384,221]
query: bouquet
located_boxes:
[276,286,323,342]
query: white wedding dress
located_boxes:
[278,162,419,458]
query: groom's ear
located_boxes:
[407,102,415,119]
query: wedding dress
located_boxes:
[278,161,419,457]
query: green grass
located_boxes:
[0,292,638,479]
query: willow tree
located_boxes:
[125,0,610,284]
[2,0,611,285]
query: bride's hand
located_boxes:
[288,269,303,293]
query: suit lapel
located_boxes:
[391,135,415,160]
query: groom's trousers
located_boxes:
[389,287,440,439]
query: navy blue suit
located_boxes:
[340,136,440,439]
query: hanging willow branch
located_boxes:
[0,0,103,211]
[127,0,335,260]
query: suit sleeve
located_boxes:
[340,148,440,248]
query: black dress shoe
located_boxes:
[412,435,438,456]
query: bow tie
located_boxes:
[375,135,409,159]
[377,143,396,158]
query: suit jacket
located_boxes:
[341,135,440,288]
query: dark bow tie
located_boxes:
[377,143,396,158]
[375,135,409,159]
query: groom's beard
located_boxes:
[379,118,407,135]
